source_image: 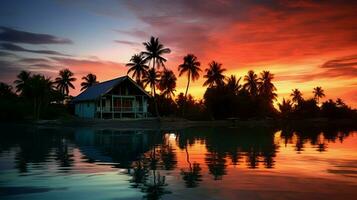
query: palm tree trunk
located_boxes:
[152,58,160,118]
[183,72,191,117]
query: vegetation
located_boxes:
[0,36,356,121]
[81,73,98,91]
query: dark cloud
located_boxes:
[321,55,357,69]
[0,51,16,57]
[18,58,50,64]
[0,43,71,56]
[277,54,357,82]
[114,40,139,46]
[0,26,73,44]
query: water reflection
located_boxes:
[0,125,356,199]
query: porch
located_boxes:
[97,95,148,119]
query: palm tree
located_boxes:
[142,68,161,117]
[226,75,241,94]
[55,69,76,96]
[178,54,201,99]
[278,98,293,116]
[14,70,31,95]
[80,73,98,91]
[158,69,177,98]
[243,70,259,96]
[126,54,149,83]
[258,71,277,102]
[28,74,54,119]
[142,36,171,70]
[0,82,15,97]
[313,86,325,104]
[203,61,226,87]
[290,89,303,105]
[336,98,345,107]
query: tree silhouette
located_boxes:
[203,61,226,87]
[313,86,325,104]
[80,73,98,91]
[243,70,260,96]
[55,69,76,96]
[178,54,201,99]
[0,82,15,98]
[142,68,161,117]
[126,53,149,84]
[142,36,171,70]
[290,89,303,105]
[14,70,31,95]
[158,69,177,98]
[28,74,54,119]
[226,75,241,94]
[278,98,293,118]
[258,71,277,103]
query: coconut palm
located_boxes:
[55,69,76,96]
[278,98,293,115]
[126,54,149,83]
[80,73,98,91]
[226,75,241,94]
[313,86,325,104]
[178,54,201,99]
[158,69,177,98]
[14,70,31,95]
[290,89,303,105]
[203,61,226,87]
[258,71,277,102]
[243,70,259,96]
[28,74,54,119]
[142,36,171,70]
[0,82,15,97]
[142,68,161,117]
[336,98,345,107]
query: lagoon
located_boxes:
[0,125,356,200]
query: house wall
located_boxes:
[75,102,96,118]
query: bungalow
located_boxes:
[73,75,151,119]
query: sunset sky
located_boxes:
[0,0,356,107]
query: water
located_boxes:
[0,125,356,200]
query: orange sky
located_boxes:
[0,0,356,107]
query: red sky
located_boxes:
[0,0,356,107]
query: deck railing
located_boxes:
[98,106,144,113]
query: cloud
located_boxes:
[18,58,51,64]
[0,43,71,56]
[0,26,73,44]
[114,40,139,46]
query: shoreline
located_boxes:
[1,117,356,130]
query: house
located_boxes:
[73,75,151,119]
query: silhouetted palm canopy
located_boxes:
[142,36,171,69]
[259,71,277,102]
[290,89,303,104]
[226,75,241,94]
[313,86,325,104]
[278,98,293,113]
[203,61,226,87]
[178,54,201,98]
[243,70,259,96]
[0,82,14,97]
[158,69,177,98]
[81,73,99,91]
[14,70,31,94]
[143,68,160,95]
[126,54,149,81]
[55,69,76,96]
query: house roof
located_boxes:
[73,76,151,102]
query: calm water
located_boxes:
[0,125,356,200]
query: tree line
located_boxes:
[0,36,356,120]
